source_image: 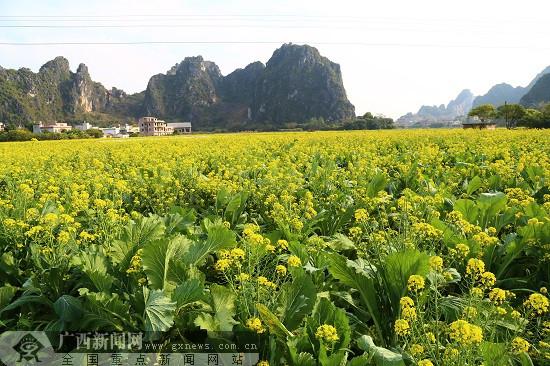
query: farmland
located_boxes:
[0,129,549,365]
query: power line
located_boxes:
[0,40,549,51]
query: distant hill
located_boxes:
[396,89,474,126]
[471,83,526,108]
[520,73,550,107]
[0,44,355,130]
[398,65,550,126]
[472,65,550,108]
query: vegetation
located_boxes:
[469,103,550,129]
[0,130,549,365]
[0,128,105,142]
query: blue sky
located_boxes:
[1,0,550,118]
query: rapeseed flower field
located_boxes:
[0,129,549,365]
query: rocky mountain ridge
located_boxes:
[0,44,355,129]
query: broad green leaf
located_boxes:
[382,250,430,313]
[143,288,176,333]
[480,342,509,366]
[454,199,479,223]
[466,176,483,196]
[53,295,83,323]
[163,206,195,235]
[348,354,371,366]
[367,172,387,198]
[194,284,237,332]
[477,192,507,226]
[110,215,166,267]
[327,253,382,343]
[291,352,316,366]
[173,279,204,307]
[141,236,191,291]
[184,225,237,266]
[80,292,130,331]
[87,271,114,293]
[357,335,404,366]
[280,274,316,330]
[329,233,356,251]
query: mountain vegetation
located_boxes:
[0,44,356,131]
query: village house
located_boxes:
[32,122,72,134]
[138,117,174,136]
[462,116,497,130]
[0,122,4,132]
[75,122,95,131]
[166,122,192,134]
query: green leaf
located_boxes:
[0,293,53,314]
[466,176,483,196]
[110,215,166,267]
[163,206,195,235]
[256,303,293,339]
[194,284,237,332]
[477,192,507,225]
[327,253,382,343]
[141,236,191,291]
[382,249,430,310]
[308,298,351,352]
[80,292,131,331]
[184,225,237,266]
[53,295,83,323]
[348,354,371,366]
[0,286,17,310]
[328,234,356,251]
[479,342,510,366]
[87,271,114,293]
[173,279,204,307]
[454,199,479,223]
[143,288,176,333]
[357,335,404,366]
[280,274,316,331]
[367,172,387,198]
[291,352,316,366]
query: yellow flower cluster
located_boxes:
[466,258,485,280]
[246,317,266,334]
[448,319,483,345]
[400,296,417,321]
[511,337,530,354]
[354,208,369,223]
[524,293,549,315]
[408,275,425,292]
[315,324,339,343]
[394,319,411,337]
[429,256,443,272]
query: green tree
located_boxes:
[468,104,496,123]
[497,103,526,129]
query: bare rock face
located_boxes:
[142,44,355,127]
[0,44,356,129]
[251,43,355,124]
[143,56,224,121]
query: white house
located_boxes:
[75,122,95,131]
[101,126,129,138]
[166,122,192,134]
[0,122,4,132]
[33,122,72,134]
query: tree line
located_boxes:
[468,103,550,129]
